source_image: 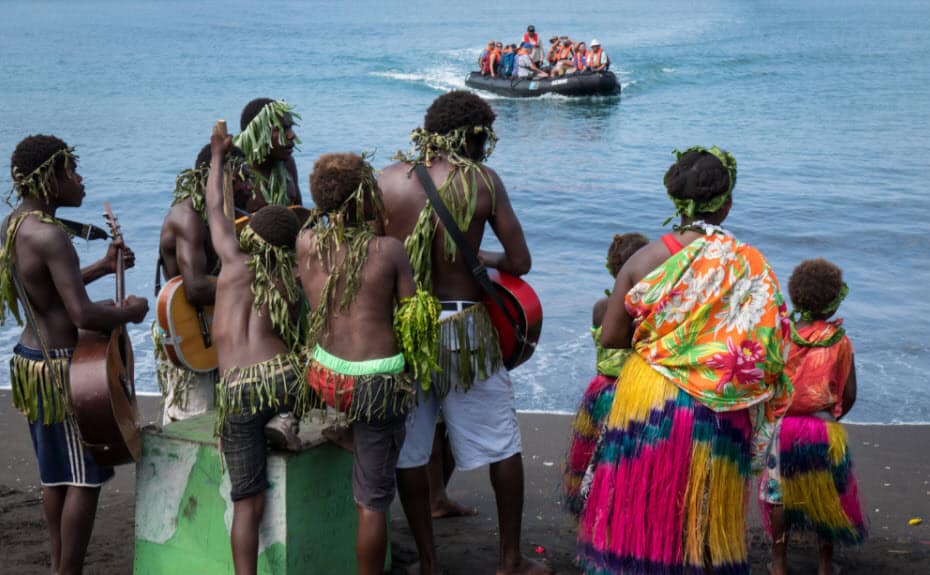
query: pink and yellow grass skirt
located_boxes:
[564,373,617,517]
[576,353,753,575]
[759,414,867,545]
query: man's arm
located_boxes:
[600,266,635,349]
[41,226,148,330]
[480,170,531,276]
[80,238,136,285]
[174,212,216,307]
[206,127,244,265]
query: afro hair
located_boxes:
[240,97,276,131]
[310,153,373,213]
[606,232,649,277]
[423,91,496,135]
[11,134,71,181]
[663,149,732,208]
[788,258,845,318]
[195,142,246,169]
[249,205,300,250]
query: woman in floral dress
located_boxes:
[576,147,792,575]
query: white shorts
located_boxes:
[396,362,522,471]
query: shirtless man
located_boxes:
[378,91,546,575]
[298,153,437,575]
[1,134,148,574]
[236,97,302,206]
[205,126,304,575]
[155,143,260,423]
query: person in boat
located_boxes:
[1,134,149,575]
[761,258,866,575]
[479,41,493,75]
[205,127,307,575]
[522,25,544,65]
[576,146,792,575]
[378,91,545,575]
[546,35,560,70]
[587,39,609,72]
[235,97,303,206]
[573,41,590,73]
[550,38,576,77]
[298,152,440,575]
[516,43,549,78]
[154,143,262,424]
[500,44,516,78]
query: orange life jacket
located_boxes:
[589,47,609,68]
[547,44,560,64]
[558,45,574,62]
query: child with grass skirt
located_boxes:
[562,232,647,516]
[761,258,867,575]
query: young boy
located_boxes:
[1,134,149,573]
[297,152,438,575]
[205,126,305,575]
[761,258,866,575]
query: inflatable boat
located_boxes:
[465,70,620,98]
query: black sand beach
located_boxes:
[1,391,928,573]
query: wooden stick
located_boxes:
[216,120,233,220]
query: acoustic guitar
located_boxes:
[70,203,141,466]
[484,269,543,370]
[155,275,218,372]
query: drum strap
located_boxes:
[413,164,524,344]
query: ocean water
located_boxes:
[1,0,928,423]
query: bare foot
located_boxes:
[497,557,552,575]
[322,424,353,452]
[431,497,479,519]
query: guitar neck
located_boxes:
[104,202,126,303]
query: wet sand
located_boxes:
[1,391,928,573]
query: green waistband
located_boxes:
[312,345,405,376]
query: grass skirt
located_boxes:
[564,373,617,517]
[759,415,867,545]
[577,353,753,575]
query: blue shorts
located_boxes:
[15,344,115,487]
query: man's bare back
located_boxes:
[297,233,415,361]
[158,202,218,305]
[205,131,296,374]
[378,158,530,300]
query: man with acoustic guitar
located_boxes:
[378,92,546,575]
[205,124,306,575]
[1,134,149,574]
[155,142,260,424]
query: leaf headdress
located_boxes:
[8,147,78,205]
[664,145,737,225]
[172,155,248,221]
[393,124,498,290]
[234,100,302,206]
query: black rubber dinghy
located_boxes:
[465,71,620,97]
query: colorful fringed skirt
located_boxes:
[759,414,867,545]
[564,373,617,517]
[577,352,753,575]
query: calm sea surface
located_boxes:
[1,0,928,423]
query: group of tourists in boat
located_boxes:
[478,25,611,80]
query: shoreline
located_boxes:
[1,391,929,573]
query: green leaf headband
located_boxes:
[395,125,498,166]
[172,155,249,221]
[791,282,849,323]
[664,145,737,225]
[234,101,302,165]
[8,147,78,204]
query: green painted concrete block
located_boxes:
[134,413,381,574]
